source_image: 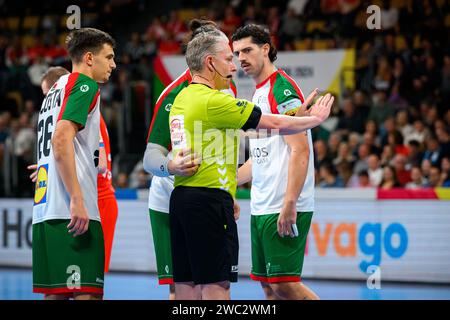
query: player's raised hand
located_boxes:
[309,93,334,123]
[168,147,201,177]
[67,197,90,237]
[27,164,38,183]
[295,88,319,117]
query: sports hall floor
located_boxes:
[1,268,450,300]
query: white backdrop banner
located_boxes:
[160,49,354,101]
[1,195,449,284]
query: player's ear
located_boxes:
[207,56,214,72]
[262,43,270,56]
[85,52,94,67]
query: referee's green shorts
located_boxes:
[149,209,173,285]
[250,212,313,283]
[32,219,104,296]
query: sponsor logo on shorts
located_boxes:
[231,265,238,272]
[96,277,104,284]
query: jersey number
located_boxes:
[37,115,53,160]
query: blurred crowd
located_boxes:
[0,0,449,196]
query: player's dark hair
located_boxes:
[231,24,277,62]
[66,28,115,63]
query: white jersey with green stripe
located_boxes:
[250,69,315,215]
[33,72,101,224]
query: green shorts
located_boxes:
[250,212,313,283]
[32,219,105,296]
[149,209,173,285]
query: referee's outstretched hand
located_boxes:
[295,88,319,117]
[168,147,201,177]
[308,93,334,123]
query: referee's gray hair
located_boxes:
[186,29,228,73]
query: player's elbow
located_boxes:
[142,150,153,174]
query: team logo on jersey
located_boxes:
[80,84,89,92]
[34,164,48,205]
[164,103,172,112]
[284,89,292,96]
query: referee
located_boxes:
[169,29,334,300]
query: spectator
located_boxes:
[441,53,450,105]
[356,170,371,188]
[363,131,382,156]
[390,57,411,108]
[380,144,395,167]
[279,8,303,50]
[287,0,310,16]
[241,5,262,26]
[125,33,146,63]
[422,55,441,94]
[367,154,383,187]
[368,89,395,128]
[353,143,370,174]
[116,172,129,189]
[440,157,450,187]
[405,166,427,189]
[0,113,9,144]
[379,165,401,190]
[348,132,361,157]
[387,130,409,157]
[423,135,443,167]
[352,90,370,123]
[396,110,414,140]
[333,141,356,168]
[392,154,411,186]
[435,127,450,158]
[407,139,424,168]
[380,117,397,145]
[129,161,152,189]
[425,166,442,188]
[313,139,330,170]
[318,161,345,188]
[404,120,430,145]
[337,160,354,187]
[336,98,366,134]
[166,10,188,42]
[421,158,432,181]
[373,55,393,92]
[221,5,242,38]
[380,1,399,30]
[327,132,341,159]
[158,32,181,55]
[145,17,167,42]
